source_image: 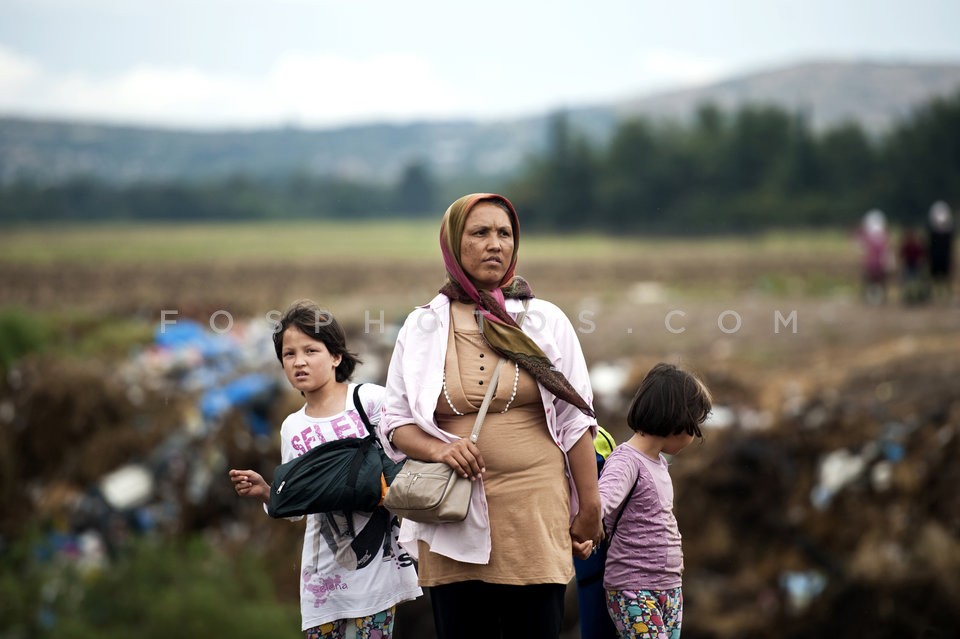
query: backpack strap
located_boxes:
[352,383,375,437]
[608,466,639,539]
[345,382,381,534]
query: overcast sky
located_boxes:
[1,0,958,129]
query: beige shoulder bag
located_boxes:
[383,303,528,523]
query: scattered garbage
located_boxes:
[779,570,828,613]
[589,360,632,414]
[3,314,960,639]
[671,346,960,638]
[810,448,868,509]
[702,405,736,429]
[99,464,154,511]
[5,315,292,565]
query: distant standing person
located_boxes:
[927,200,955,303]
[898,226,927,305]
[599,363,712,639]
[229,300,421,639]
[857,209,892,305]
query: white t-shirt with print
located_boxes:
[277,382,421,631]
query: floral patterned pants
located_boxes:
[605,587,683,639]
[304,606,396,639]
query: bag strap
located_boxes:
[469,300,529,445]
[352,383,375,437]
[347,382,381,532]
[608,465,639,539]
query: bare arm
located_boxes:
[390,424,486,481]
[567,431,603,545]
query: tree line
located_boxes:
[509,91,960,233]
[2,91,958,233]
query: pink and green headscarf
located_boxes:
[438,193,594,417]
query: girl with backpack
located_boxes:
[598,363,712,639]
[229,300,421,639]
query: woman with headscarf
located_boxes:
[381,193,602,639]
[857,208,892,304]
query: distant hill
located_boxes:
[616,60,960,133]
[0,117,559,185]
[1,59,958,186]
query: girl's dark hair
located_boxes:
[626,362,712,438]
[272,299,361,383]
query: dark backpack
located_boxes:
[267,384,404,520]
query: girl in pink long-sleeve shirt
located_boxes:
[598,363,712,639]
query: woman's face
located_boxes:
[459,202,515,290]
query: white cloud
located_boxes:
[3,0,960,127]
[0,45,40,86]
[262,52,463,125]
[632,49,731,91]
[0,47,465,128]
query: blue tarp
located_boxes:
[199,373,275,422]
[154,319,234,359]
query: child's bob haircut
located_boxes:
[272,299,361,383]
[626,362,712,438]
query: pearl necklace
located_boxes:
[442,361,520,415]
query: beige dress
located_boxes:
[416,301,573,586]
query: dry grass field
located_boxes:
[2,222,959,638]
[1,222,955,401]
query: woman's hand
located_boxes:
[570,506,603,549]
[433,438,485,481]
[392,425,485,481]
[568,431,603,546]
[229,469,270,504]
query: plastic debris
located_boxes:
[99,464,154,510]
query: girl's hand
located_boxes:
[229,469,270,504]
[572,538,594,561]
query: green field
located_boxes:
[0,220,852,264]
